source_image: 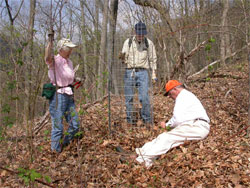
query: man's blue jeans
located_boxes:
[49,93,79,152]
[124,69,151,124]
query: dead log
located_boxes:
[188,42,250,79]
[34,111,50,135]
[170,40,208,79]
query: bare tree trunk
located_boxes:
[94,0,100,100]
[25,0,36,163]
[248,39,250,133]
[163,41,170,80]
[200,0,204,10]
[108,0,119,95]
[249,52,250,131]
[194,0,199,15]
[220,0,229,66]
[55,1,67,40]
[180,0,189,22]
[240,0,250,132]
[184,0,189,18]
[4,0,24,124]
[97,0,109,99]
[79,0,89,99]
[24,0,36,122]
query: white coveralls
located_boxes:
[135,89,210,168]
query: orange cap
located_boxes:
[164,80,182,96]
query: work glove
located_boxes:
[152,70,158,84]
[73,77,83,89]
[118,52,126,63]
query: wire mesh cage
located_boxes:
[108,32,155,131]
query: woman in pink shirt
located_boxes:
[45,38,81,153]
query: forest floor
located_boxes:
[0,59,249,188]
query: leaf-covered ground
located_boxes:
[0,60,249,187]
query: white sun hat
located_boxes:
[57,38,77,51]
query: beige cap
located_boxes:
[57,38,77,51]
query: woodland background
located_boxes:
[0,0,249,187]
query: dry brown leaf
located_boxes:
[230,174,241,186]
[0,170,7,177]
[101,139,112,147]
[180,145,188,154]
[1,61,249,187]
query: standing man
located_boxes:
[123,80,210,168]
[45,38,80,153]
[119,21,157,126]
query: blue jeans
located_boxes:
[124,69,151,124]
[49,93,80,152]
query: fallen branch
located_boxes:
[170,40,208,79]
[187,59,221,79]
[224,89,232,98]
[185,40,208,61]
[34,111,50,135]
[188,42,250,79]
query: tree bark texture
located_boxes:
[97,0,109,99]
[80,0,89,99]
[108,0,119,95]
[220,0,229,66]
[94,0,100,99]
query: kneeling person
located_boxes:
[135,80,210,168]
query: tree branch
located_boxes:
[170,40,208,79]
[4,0,24,25]
[4,0,13,25]
[12,0,24,21]
[133,0,181,46]
[188,42,250,79]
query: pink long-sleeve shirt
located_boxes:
[47,54,75,95]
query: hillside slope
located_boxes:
[0,60,249,187]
